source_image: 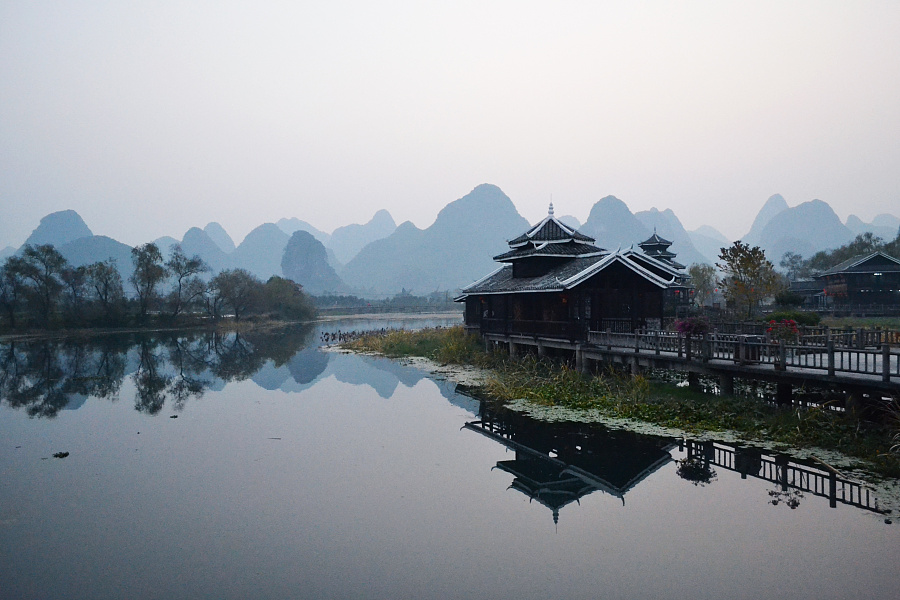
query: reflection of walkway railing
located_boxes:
[684,440,884,513]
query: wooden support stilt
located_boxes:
[719,373,734,396]
[688,372,700,390]
[776,382,792,405]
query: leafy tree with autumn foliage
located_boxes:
[717,241,782,319]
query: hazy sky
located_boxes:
[2,1,899,248]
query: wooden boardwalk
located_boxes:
[482,329,900,400]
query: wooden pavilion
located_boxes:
[456,204,691,338]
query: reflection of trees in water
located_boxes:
[133,340,171,414]
[208,332,262,382]
[0,338,127,418]
[0,324,315,417]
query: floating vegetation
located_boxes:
[52,452,69,459]
[345,325,900,478]
[768,488,804,509]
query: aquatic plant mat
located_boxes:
[345,326,900,480]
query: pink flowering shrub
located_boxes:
[767,319,799,343]
[674,317,710,337]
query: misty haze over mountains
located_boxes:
[6,185,898,297]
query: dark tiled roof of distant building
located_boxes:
[817,251,900,276]
[639,231,673,248]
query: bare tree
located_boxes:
[687,263,716,307]
[130,243,168,320]
[0,260,26,328]
[86,260,124,322]
[165,245,209,317]
[10,244,70,326]
[60,265,88,322]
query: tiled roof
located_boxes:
[508,216,595,246]
[493,242,605,262]
[639,231,673,247]
[459,250,676,296]
[621,249,685,278]
[643,249,676,258]
[818,251,900,276]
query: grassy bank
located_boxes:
[346,326,900,478]
[821,316,900,330]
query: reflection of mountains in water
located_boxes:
[252,349,475,412]
[0,317,473,418]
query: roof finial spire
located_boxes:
[548,200,554,217]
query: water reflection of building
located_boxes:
[681,439,885,513]
[464,402,887,520]
[465,404,675,523]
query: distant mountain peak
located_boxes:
[743,193,790,245]
[370,209,395,226]
[276,217,330,245]
[327,209,398,265]
[756,198,852,261]
[340,184,529,294]
[23,209,93,248]
[282,230,347,295]
[203,222,235,253]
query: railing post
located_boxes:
[655,331,660,355]
[634,329,640,354]
[686,335,692,361]
[606,328,612,351]
[856,327,864,350]
[884,343,891,383]
[779,340,786,371]
[678,333,683,359]
[737,337,744,365]
[827,340,835,377]
[702,333,709,362]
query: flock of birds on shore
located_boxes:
[319,328,391,344]
[319,325,446,345]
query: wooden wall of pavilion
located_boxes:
[464,261,665,338]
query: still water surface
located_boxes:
[1,317,897,600]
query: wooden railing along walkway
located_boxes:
[587,329,900,383]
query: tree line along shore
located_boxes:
[0,241,316,332]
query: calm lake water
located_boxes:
[1,317,898,600]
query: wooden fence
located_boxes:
[588,329,900,382]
